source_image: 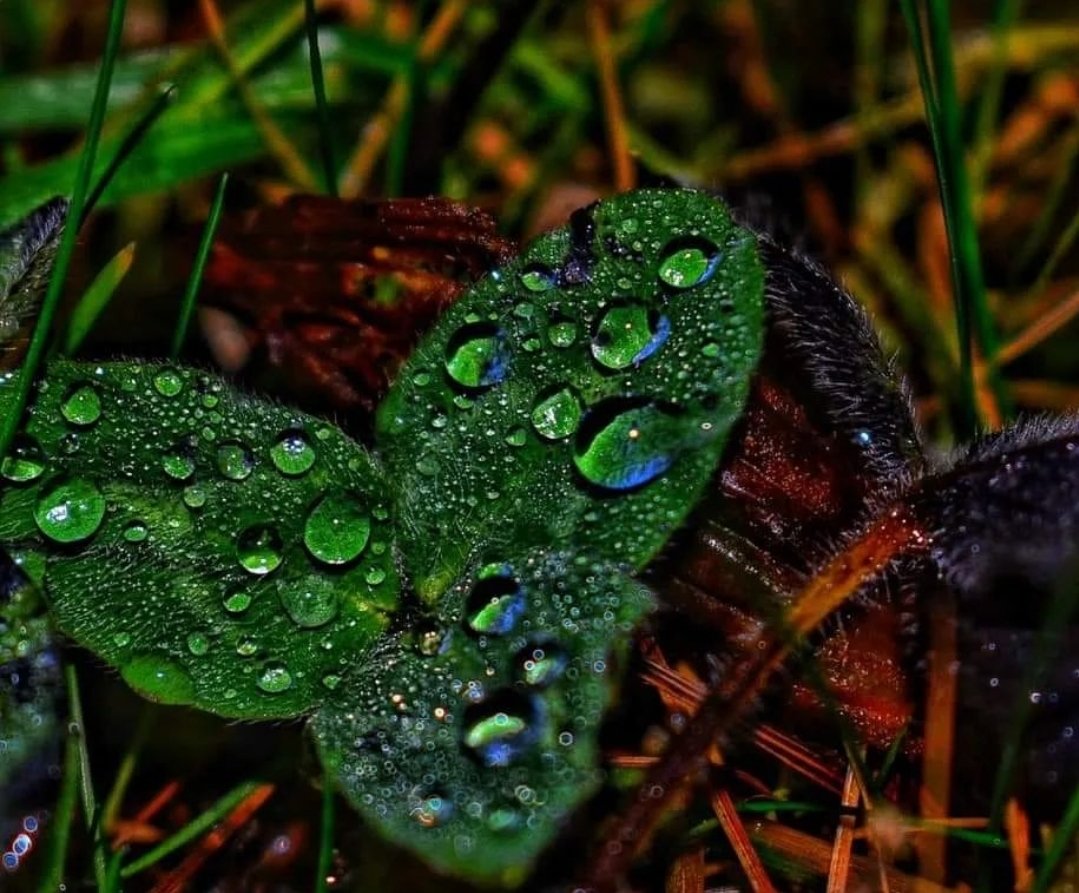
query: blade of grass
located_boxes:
[171,172,228,358]
[101,706,155,834]
[0,0,127,471]
[587,0,636,192]
[67,663,108,889]
[303,0,337,195]
[1031,784,1079,893]
[82,84,177,225]
[104,849,126,893]
[315,771,336,893]
[63,242,136,355]
[38,713,83,891]
[119,780,269,878]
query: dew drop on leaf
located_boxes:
[236,525,283,575]
[223,589,252,614]
[410,789,454,827]
[530,386,582,441]
[302,493,371,565]
[445,323,509,390]
[60,383,102,427]
[186,631,210,656]
[1,434,45,482]
[122,520,148,542]
[182,483,207,509]
[257,661,293,694]
[215,441,255,480]
[466,571,526,636]
[573,399,677,491]
[514,640,569,688]
[590,304,669,370]
[270,430,315,476]
[657,236,720,289]
[547,315,578,348]
[519,264,554,293]
[152,368,184,397]
[279,576,338,628]
[461,692,539,767]
[120,654,195,704]
[162,439,196,481]
[33,477,106,543]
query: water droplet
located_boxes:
[520,264,554,293]
[445,323,509,390]
[121,654,195,704]
[701,341,721,358]
[657,237,720,289]
[236,636,258,656]
[236,526,283,575]
[113,632,131,648]
[223,589,252,613]
[270,430,315,476]
[216,442,255,480]
[33,478,106,544]
[591,304,669,370]
[322,673,341,690]
[409,788,454,827]
[186,632,210,656]
[303,493,371,565]
[504,426,528,447]
[486,806,522,834]
[60,383,102,427]
[183,483,207,509]
[153,368,184,397]
[257,661,292,694]
[462,692,539,767]
[466,571,526,636]
[279,576,338,628]
[1,435,45,482]
[574,399,680,491]
[162,439,196,481]
[123,520,149,542]
[547,315,578,348]
[364,567,387,586]
[530,386,582,441]
[514,641,569,688]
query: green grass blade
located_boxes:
[119,780,268,878]
[63,242,136,355]
[0,0,128,462]
[38,717,83,891]
[970,0,1024,197]
[1031,783,1079,893]
[66,663,108,889]
[303,0,337,196]
[82,83,177,224]
[170,172,228,358]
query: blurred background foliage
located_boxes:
[3,0,1079,889]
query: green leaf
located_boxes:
[0,360,400,719]
[377,188,764,601]
[312,545,652,886]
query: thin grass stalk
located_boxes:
[0,0,128,461]
[303,0,337,195]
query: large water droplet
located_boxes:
[657,236,720,289]
[223,589,252,613]
[60,383,102,427]
[1,435,45,482]
[514,640,569,688]
[462,692,540,767]
[519,264,554,293]
[183,483,207,509]
[445,323,509,390]
[153,368,184,397]
[270,430,315,476]
[236,526,283,575]
[466,569,526,636]
[591,304,669,370]
[216,442,255,480]
[573,399,680,491]
[302,493,371,565]
[186,632,210,656]
[257,661,292,694]
[33,478,106,544]
[121,654,195,704]
[162,438,196,481]
[279,576,338,628]
[530,386,582,441]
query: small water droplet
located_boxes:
[466,570,526,636]
[519,264,554,293]
[257,661,292,694]
[279,576,338,628]
[236,636,258,656]
[216,442,255,480]
[514,640,569,688]
[60,383,102,427]
[34,478,106,543]
[113,632,131,648]
[365,567,387,586]
[445,323,509,390]
[237,526,283,575]
[153,368,184,397]
[303,493,371,565]
[591,304,669,370]
[322,673,341,690]
[547,315,578,348]
[186,632,210,656]
[1,435,45,482]
[183,483,207,509]
[162,439,196,481]
[530,386,582,441]
[657,237,720,289]
[462,692,539,767]
[123,520,149,542]
[504,426,527,447]
[270,430,315,476]
[223,589,252,613]
[574,399,679,491]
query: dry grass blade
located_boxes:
[587,0,635,192]
[709,786,778,892]
[826,765,861,893]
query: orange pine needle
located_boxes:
[710,787,778,893]
[586,0,635,192]
[826,766,861,893]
